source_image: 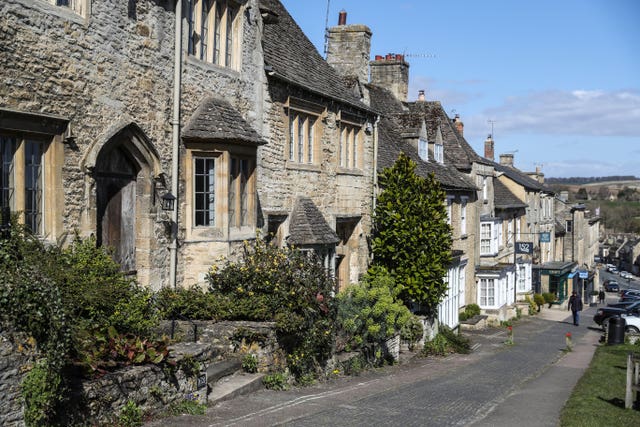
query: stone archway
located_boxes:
[88,123,162,281]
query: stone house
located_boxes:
[0,0,376,290]
[324,13,480,328]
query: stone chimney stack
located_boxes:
[370,53,409,102]
[484,135,494,161]
[500,153,514,167]
[453,114,464,136]
[418,90,425,102]
[326,10,372,85]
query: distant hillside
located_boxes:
[546,176,638,185]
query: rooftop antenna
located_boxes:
[487,119,496,139]
[323,0,331,57]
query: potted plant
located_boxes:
[589,290,599,306]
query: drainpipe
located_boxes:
[170,0,183,289]
[371,114,380,262]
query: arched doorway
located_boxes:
[95,145,139,273]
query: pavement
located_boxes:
[147,301,608,427]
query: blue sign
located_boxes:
[578,270,588,279]
[515,242,533,254]
[539,232,550,243]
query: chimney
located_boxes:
[484,134,494,161]
[338,9,347,25]
[418,90,425,102]
[369,53,409,102]
[453,114,464,136]
[326,11,372,86]
[499,153,514,167]
[560,191,569,202]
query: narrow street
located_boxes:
[148,305,602,427]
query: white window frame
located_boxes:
[434,142,443,164]
[517,264,527,291]
[339,121,363,169]
[445,196,454,225]
[482,176,488,201]
[480,222,492,255]
[418,138,428,162]
[193,155,217,227]
[479,278,496,308]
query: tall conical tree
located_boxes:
[372,153,452,315]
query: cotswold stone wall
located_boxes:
[0,0,265,289]
[0,334,36,427]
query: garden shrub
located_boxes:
[335,266,412,353]
[206,239,336,382]
[542,292,556,308]
[262,372,289,390]
[533,293,545,311]
[400,314,424,349]
[459,304,481,321]
[422,326,471,357]
[525,295,537,315]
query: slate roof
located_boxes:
[369,85,477,192]
[287,197,340,246]
[493,179,528,210]
[494,163,546,191]
[259,0,372,113]
[182,97,266,145]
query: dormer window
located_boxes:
[434,142,443,163]
[418,138,428,162]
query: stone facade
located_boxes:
[0,335,36,427]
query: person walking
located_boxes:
[568,291,583,326]
[598,289,606,304]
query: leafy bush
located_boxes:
[262,372,289,390]
[422,326,471,357]
[117,400,142,427]
[459,304,481,321]
[166,399,206,416]
[21,359,63,427]
[542,292,556,307]
[533,293,545,311]
[242,353,258,373]
[525,295,538,315]
[335,266,412,352]
[206,239,336,382]
[400,314,424,349]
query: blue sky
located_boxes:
[280,0,640,178]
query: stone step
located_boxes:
[208,372,265,406]
[206,359,242,384]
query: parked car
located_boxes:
[594,304,640,330]
[608,300,640,310]
[620,314,640,334]
[619,271,633,279]
[620,289,640,299]
[604,280,619,292]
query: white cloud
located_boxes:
[467,89,640,138]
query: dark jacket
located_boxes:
[568,295,583,312]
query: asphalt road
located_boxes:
[149,308,597,427]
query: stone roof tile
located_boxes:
[287,197,339,246]
[494,179,528,210]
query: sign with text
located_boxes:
[578,270,589,279]
[515,242,533,254]
[539,232,551,243]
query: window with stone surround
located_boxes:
[480,222,492,255]
[186,144,256,238]
[285,98,324,167]
[418,138,428,162]
[51,0,90,17]
[434,142,443,164]
[0,110,65,238]
[188,0,240,69]
[460,197,468,235]
[338,113,364,170]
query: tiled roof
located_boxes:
[259,0,372,112]
[182,97,266,145]
[369,85,476,192]
[287,197,340,246]
[494,163,545,191]
[494,179,528,210]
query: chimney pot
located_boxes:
[338,10,347,25]
[395,54,404,61]
[454,114,464,136]
[418,90,425,101]
[484,135,494,161]
[375,55,383,60]
[385,53,394,60]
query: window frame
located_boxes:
[418,138,428,162]
[434,142,443,164]
[479,278,496,308]
[193,154,218,228]
[480,222,492,255]
[285,98,325,168]
[460,197,468,235]
[188,0,240,69]
[51,0,90,17]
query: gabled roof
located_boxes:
[182,97,266,145]
[287,197,340,246]
[259,0,372,113]
[494,179,528,210]
[494,162,545,191]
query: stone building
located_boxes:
[0,0,376,290]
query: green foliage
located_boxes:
[206,239,336,382]
[525,295,537,315]
[533,293,545,310]
[400,314,424,348]
[262,372,289,390]
[78,326,170,374]
[167,399,207,416]
[422,326,471,357]
[372,153,452,313]
[336,267,412,352]
[155,285,225,320]
[21,359,63,427]
[459,304,482,321]
[242,353,258,373]
[542,292,556,307]
[117,400,142,427]
[177,354,201,377]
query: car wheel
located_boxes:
[626,326,640,334]
[602,319,609,330]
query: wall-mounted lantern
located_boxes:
[161,192,176,211]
